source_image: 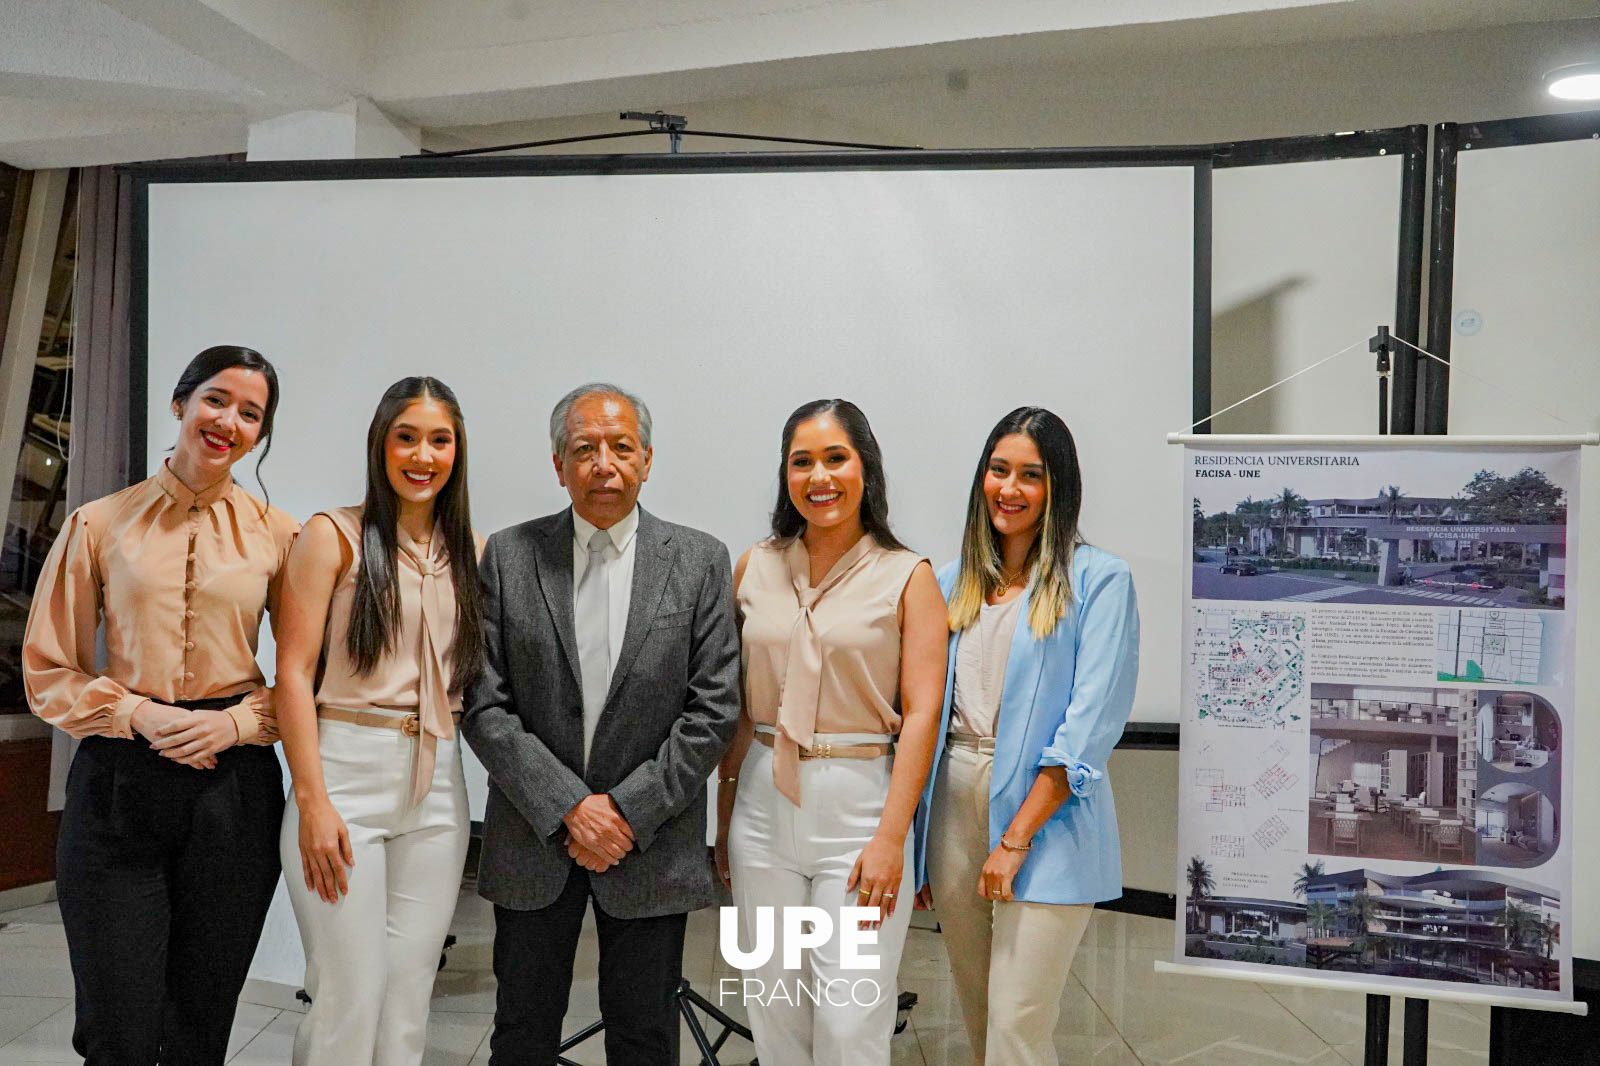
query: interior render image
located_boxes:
[1308,685,1478,864]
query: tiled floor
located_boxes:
[0,890,1490,1064]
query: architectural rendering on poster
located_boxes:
[1191,459,1571,611]
[1183,866,1561,991]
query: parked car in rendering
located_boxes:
[1220,561,1259,576]
[1422,568,1505,590]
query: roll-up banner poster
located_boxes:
[1168,434,1587,1008]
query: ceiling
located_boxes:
[2,0,1598,167]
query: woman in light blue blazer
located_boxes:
[913,407,1139,1066]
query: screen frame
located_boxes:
[126,146,1213,748]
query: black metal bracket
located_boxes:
[621,111,689,153]
[417,110,923,158]
[621,110,688,132]
[1371,324,1394,435]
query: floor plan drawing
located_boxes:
[1253,815,1290,851]
[1252,763,1298,800]
[1209,834,1247,859]
[1203,784,1248,812]
[1190,608,1307,729]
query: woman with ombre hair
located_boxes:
[24,345,297,1066]
[715,398,947,1066]
[914,406,1140,1066]
[274,377,484,1066]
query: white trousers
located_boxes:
[727,740,914,1066]
[280,719,469,1066]
[926,743,1093,1066]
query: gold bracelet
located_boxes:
[718,776,739,785]
[999,835,1032,852]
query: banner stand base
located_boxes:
[1403,997,1428,1064]
[1364,994,1390,1065]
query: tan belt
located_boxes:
[947,732,997,754]
[754,731,891,761]
[319,706,461,737]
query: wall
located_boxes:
[1109,748,1180,897]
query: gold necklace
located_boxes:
[995,567,1026,596]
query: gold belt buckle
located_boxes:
[401,713,421,737]
[813,742,832,758]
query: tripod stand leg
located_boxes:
[679,994,723,1065]
[675,980,757,1066]
[679,982,755,1039]
[556,1017,605,1066]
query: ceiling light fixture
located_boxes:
[1544,62,1600,101]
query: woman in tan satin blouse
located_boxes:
[23,345,296,1066]
[273,377,484,1066]
[715,398,947,1066]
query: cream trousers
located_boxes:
[280,718,469,1066]
[925,743,1092,1066]
[728,739,915,1066]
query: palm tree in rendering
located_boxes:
[1235,497,1274,555]
[1185,856,1214,933]
[1503,901,1540,955]
[1381,484,1407,522]
[1292,860,1325,899]
[1273,488,1309,558]
[1339,890,1378,964]
[1305,901,1335,941]
[1537,917,1558,959]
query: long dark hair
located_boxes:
[347,377,484,690]
[769,398,907,551]
[948,407,1083,638]
[170,345,279,504]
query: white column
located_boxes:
[246,99,420,161]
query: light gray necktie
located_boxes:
[576,528,613,768]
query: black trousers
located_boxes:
[55,700,285,1066]
[489,866,688,1066]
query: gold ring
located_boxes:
[883,892,896,899]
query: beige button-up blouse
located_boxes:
[23,461,299,743]
[737,535,925,804]
[313,506,475,807]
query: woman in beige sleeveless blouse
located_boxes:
[274,378,485,1066]
[715,399,947,1066]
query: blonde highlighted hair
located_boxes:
[947,408,1083,639]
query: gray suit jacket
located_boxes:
[462,506,740,918]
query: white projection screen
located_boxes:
[1446,135,1600,962]
[140,158,1201,819]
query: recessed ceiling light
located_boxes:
[1544,62,1600,101]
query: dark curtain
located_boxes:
[0,166,32,351]
[68,165,134,510]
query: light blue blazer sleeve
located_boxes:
[914,547,1140,905]
[1038,556,1140,795]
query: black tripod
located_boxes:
[556,983,919,1066]
[556,980,753,1066]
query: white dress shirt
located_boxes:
[572,506,639,762]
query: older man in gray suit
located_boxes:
[463,383,740,1065]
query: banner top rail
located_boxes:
[1167,433,1600,446]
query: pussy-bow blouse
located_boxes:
[24,461,298,743]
